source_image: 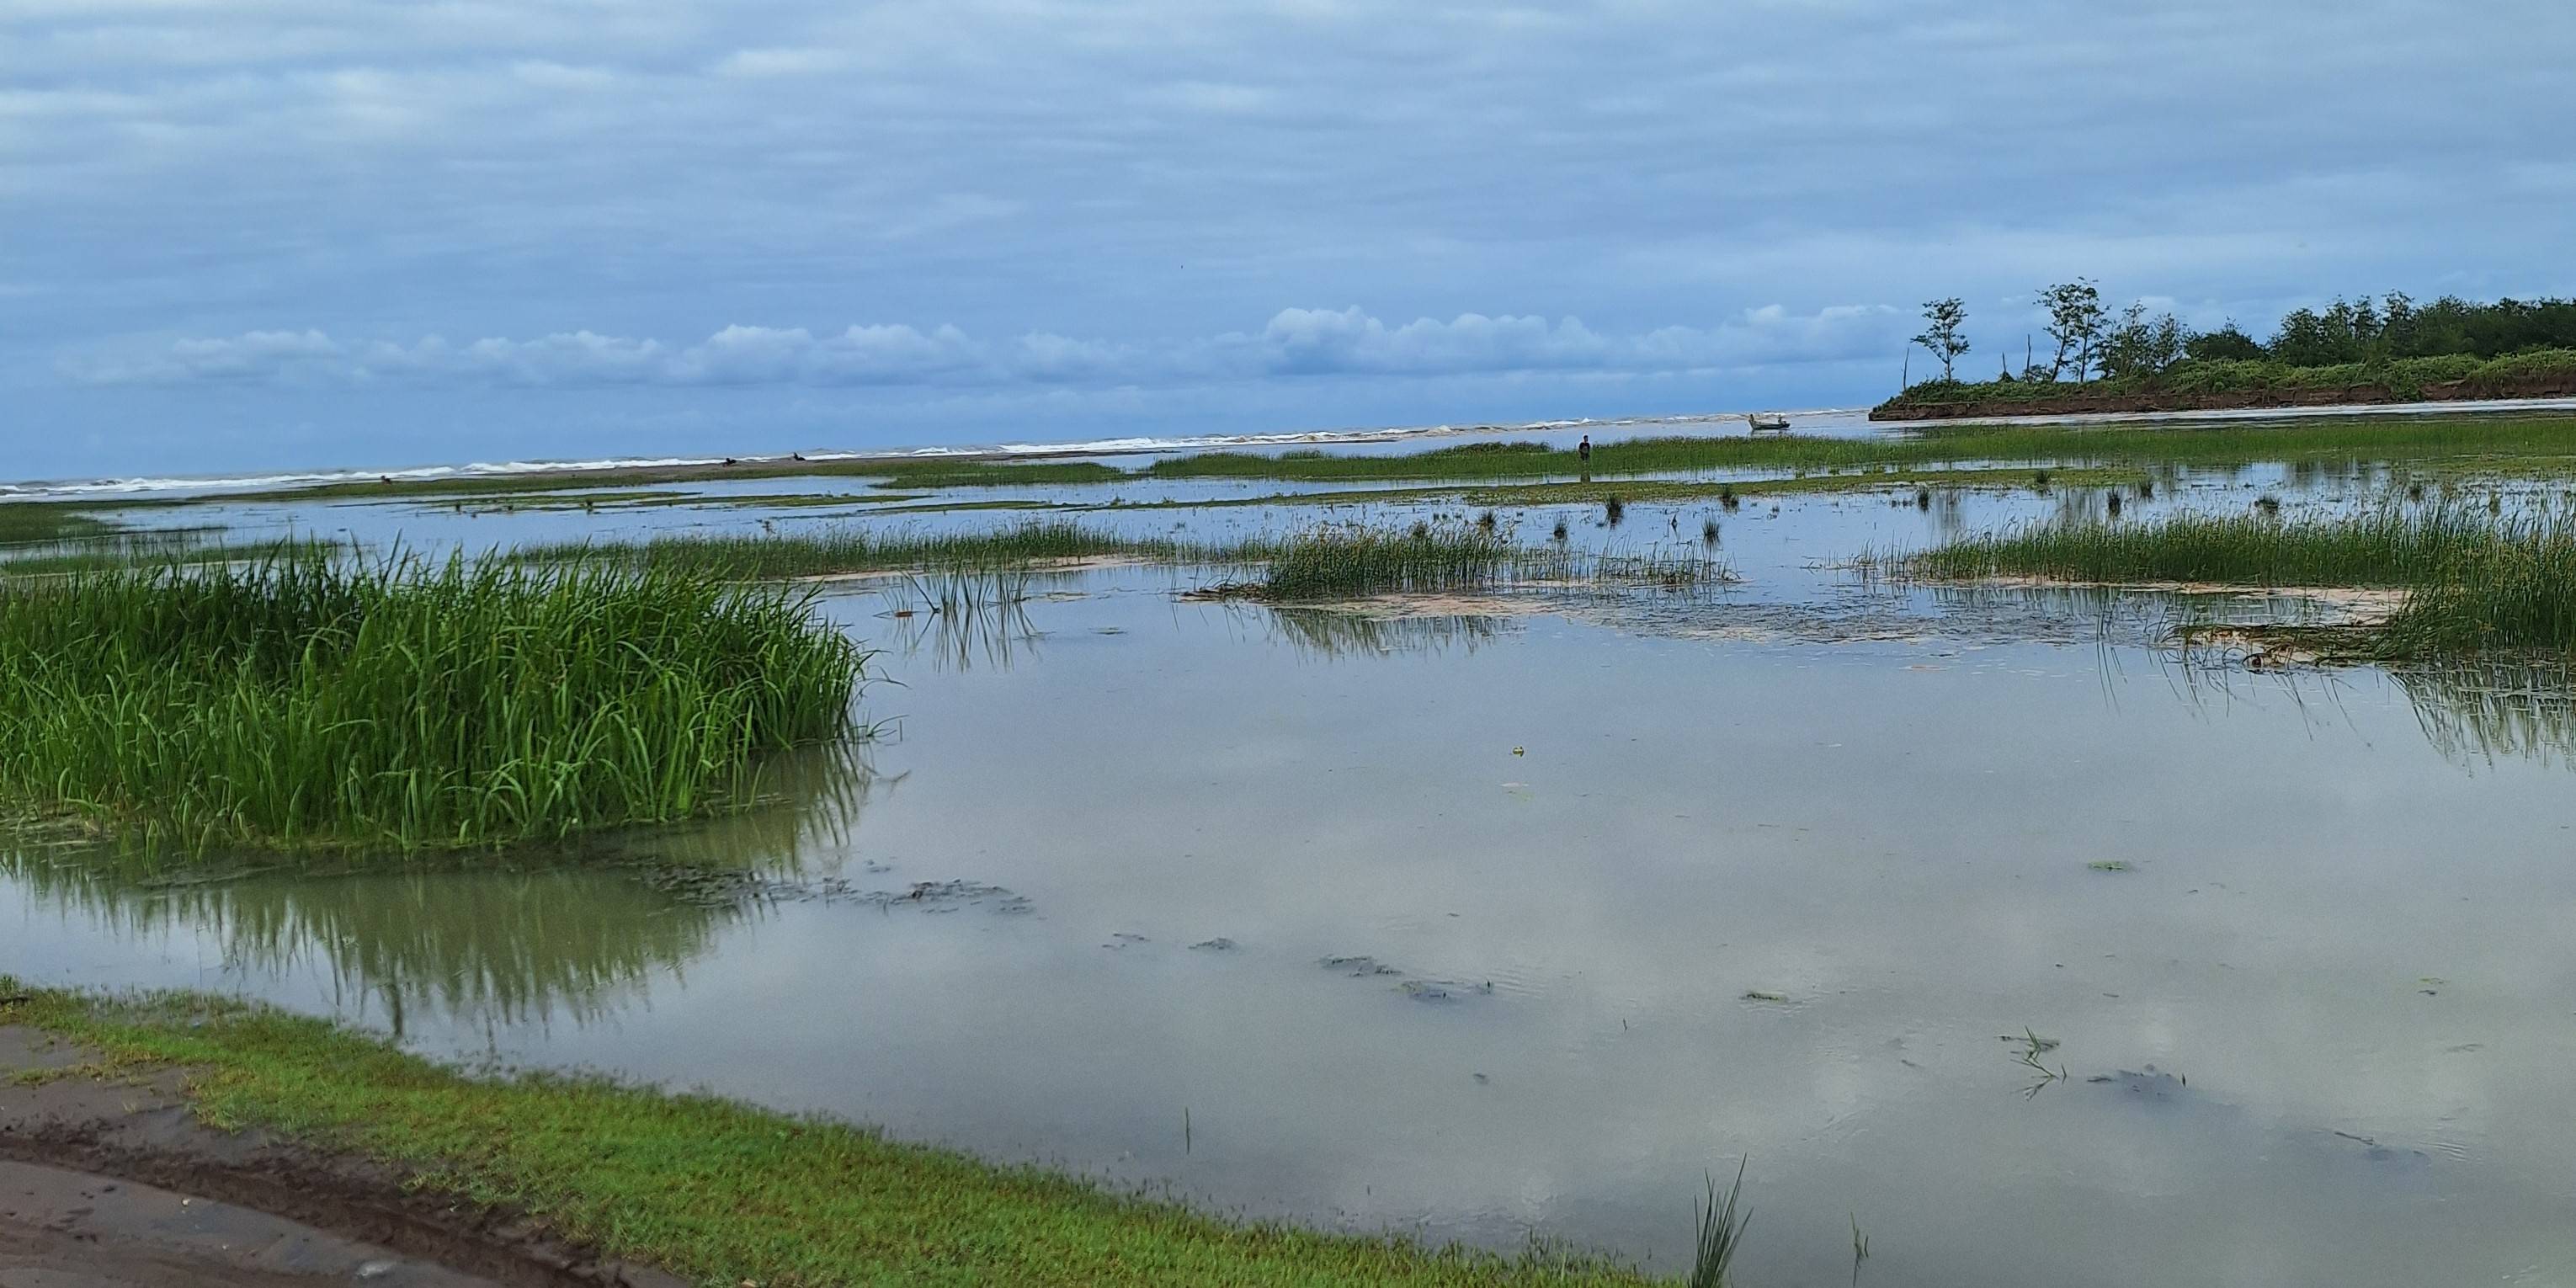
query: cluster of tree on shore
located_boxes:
[1905,283,2576,388]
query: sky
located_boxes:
[6,0,2574,481]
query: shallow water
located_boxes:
[11,475,2576,1287]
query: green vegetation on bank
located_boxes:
[0,551,868,854]
[1911,506,2576,657]
[1122,417,2576,484]
[1881,349,2576,414]
[0,984,1666,1288]
[1882,285,2576,415]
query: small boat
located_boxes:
[1746,412,1791,433]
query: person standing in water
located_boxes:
[1577,434,1591,463]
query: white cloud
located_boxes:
[63,305,1908,390]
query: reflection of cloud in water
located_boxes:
[0,741,888,1030]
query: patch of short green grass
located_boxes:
[0,984,1663,1288]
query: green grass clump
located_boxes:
[1255,524,1515,599]
[1876,349,2576,414]
[0,502,121,546]
[1909,506,2509,587]
[0,534,335,578]
[1913,506,2576,657]
[0,550,869,854]
[519,520,1191,580]
[1,985,1661,1288]
[2382,525,2576,655]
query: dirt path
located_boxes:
[0,1027,683,1288]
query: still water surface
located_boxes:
[8,482,2576,1287]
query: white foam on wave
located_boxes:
[0,418,1617,501]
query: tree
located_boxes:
[2037,279,2107,381]
[1911,298,1971,383]
[2186,322,2265,363]
[2099,302,2195,381]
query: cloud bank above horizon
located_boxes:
[64,304,1903,391]
[6,0,2573,476]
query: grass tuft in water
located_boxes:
[1910,505,2516,588]
[1257,524,1516,599]
[1690,1160,1751,1288]
[0,549,870,854]
[519,519,1183,579]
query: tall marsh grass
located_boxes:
[1913,504,2576,657]
[0,551,870,854]
[1910,505,2516,587]
[1254,524,1516,599]
[519,520,1184,579]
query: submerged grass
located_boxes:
[0,984,1665,1288]
[0,550,870,854]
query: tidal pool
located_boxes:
[12,461,2576,1286]
[10,548,2576,1288]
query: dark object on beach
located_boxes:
[722,457,740,466]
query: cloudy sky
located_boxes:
[7,1,2573,479]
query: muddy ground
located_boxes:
[0,1025,684,1288]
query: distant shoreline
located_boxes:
[1871,371,2576,422]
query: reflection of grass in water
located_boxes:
[1264,608,1508,659]
[2,742,883,1029]
[878,570,1041,672]
[2393,659,2576,770]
